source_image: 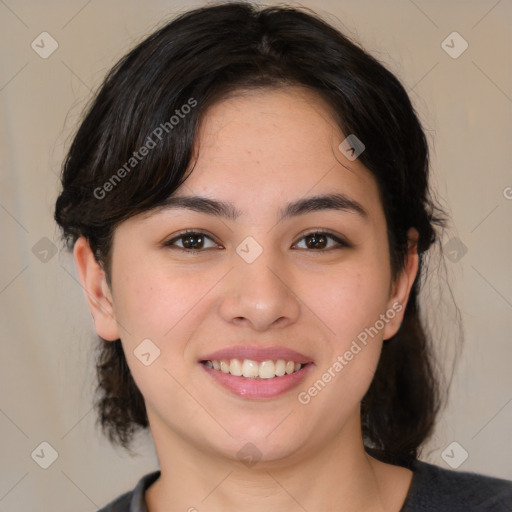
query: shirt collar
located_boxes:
[130,470,161,511]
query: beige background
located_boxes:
[0,0,511,510]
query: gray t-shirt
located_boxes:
[97,459,512,511]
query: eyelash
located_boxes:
[163,229,350,253]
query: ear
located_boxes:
[382,227,419,340]
[73,236,120,341]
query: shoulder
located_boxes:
[402,459,512,511]
[97,471,161,512]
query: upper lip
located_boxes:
[199,345,313,364]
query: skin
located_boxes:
[74,86,419,511]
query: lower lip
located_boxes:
[200,363,314,400]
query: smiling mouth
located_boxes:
[200,358,310,379]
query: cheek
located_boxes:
[297,265,389,421]
[112,261,217,350]
[310,260,391,342]
[110,263,213,411]
[312,256,391,402]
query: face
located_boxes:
[76,86,417,466]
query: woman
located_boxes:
[54,2,512,511]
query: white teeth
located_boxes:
[229,358,243,376]
[258,360,275,379]
[275,359,286,377]
[220,360,230,373]
[203,358,305,378]
[242,359,259,378]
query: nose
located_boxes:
[219,245,301,332]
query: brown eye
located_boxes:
[294,231,348,250]
[165,231,218,251]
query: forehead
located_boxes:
[194,86,342,167]
[177,86,382,222]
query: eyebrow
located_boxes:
[147,192,368,222]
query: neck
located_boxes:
[144,410,409,512]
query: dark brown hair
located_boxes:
[55,2,450,464]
